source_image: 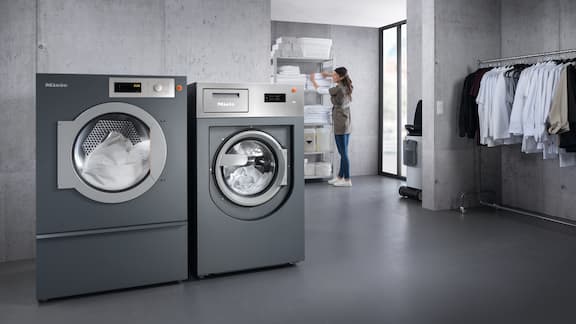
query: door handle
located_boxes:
[220,154,248,167]
[281,149,288,186]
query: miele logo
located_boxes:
[217,102,236,107]
[45,82,68,88]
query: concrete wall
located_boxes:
[407,0,422,122]
[417,0,501,210]
[37,0,271,80]
[0,0,271,263]
[420,0,436,209]
[0,0,37,263]
[500,0,576,219]
[272,21,380,176]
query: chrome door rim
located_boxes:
[214,130,287,207]
[57,102,167,204]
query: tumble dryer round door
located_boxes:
[57,102,167,203]
[214,130,288,208]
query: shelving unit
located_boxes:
[271,57,334,83]
[271,47,335,181]
[302,175,332,180]
[304,151,330,155]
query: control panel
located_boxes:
[264,93,286,103]
[109,77,175,98]
[194,83,303,118]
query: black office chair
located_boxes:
[405,99,422,136]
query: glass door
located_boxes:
[379,21,407,178]
[74,113,151,192]
[57,102,168,204]
[214,130,287,208]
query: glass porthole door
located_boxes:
[73,113,151,192]
[214,130,288,207]
[57,102,167,203]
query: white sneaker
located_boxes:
[328,177,342,185]
[333,179,352,187]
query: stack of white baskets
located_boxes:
[297,38,332,59]
[271,37,332,60]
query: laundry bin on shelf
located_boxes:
[304,159,316,177]
[315,161,332,178]
[315,127,331,152]
[304,128,316,152]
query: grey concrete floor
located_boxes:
[2,176,576,324]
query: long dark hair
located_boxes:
[335,67,353,100]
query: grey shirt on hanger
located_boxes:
[329,84,351,135]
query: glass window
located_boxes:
[400,24,408,177]
[381,27,398,175]
[380,21,407,178]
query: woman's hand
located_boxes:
[309,73,319,89]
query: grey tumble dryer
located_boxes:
[36,74,188,300]
[189,82,305,277]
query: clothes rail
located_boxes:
[479,202,576,228]
[458,49,576,229]
[478,48,576,67]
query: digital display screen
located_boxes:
[115,82,142,93]
[264,93,286,103]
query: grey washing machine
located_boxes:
[189,82,305,277]
[36,74,188,300]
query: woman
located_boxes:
[310,67,353,187]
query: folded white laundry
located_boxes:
[278,72,305,77]
[304,105,332,124]
[276,73,306,85]
[305,105,332,113]
[306,74,332,85]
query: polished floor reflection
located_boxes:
[2,176,576,323]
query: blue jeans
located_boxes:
[334,134,350,179]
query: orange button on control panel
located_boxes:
[291,87,297,93]
[176,84,183,92]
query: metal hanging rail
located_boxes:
[459,49,576,228]
[479,202,576,228]
[478,48,576,67]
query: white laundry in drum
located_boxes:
[227,165,273,195]
[81,131,151,191]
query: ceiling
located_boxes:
[271,0,406,28]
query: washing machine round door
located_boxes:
[57,102,167,203]
[214,130,288,207]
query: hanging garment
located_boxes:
[476,66,518,146]
[559,65,576,151]
[548,67,570,134]
[509,67,533,135]
[459,72,476,138]
[466,60,576,168]
[459,68,491,139]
